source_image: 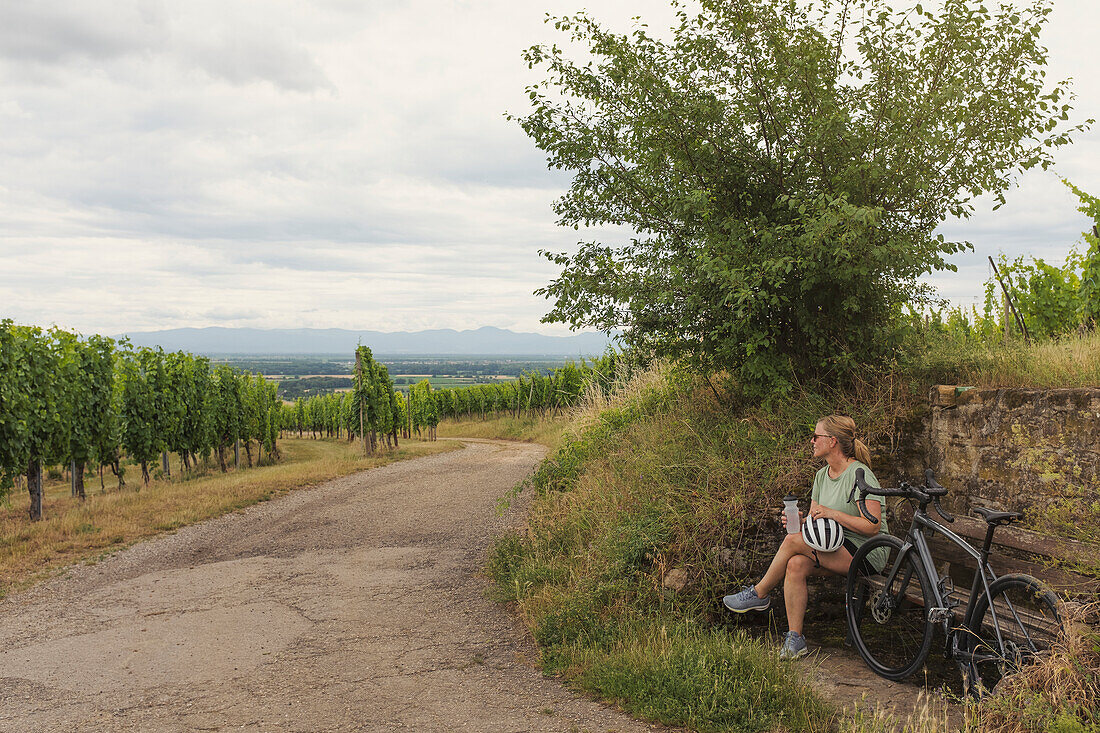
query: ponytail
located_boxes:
[818,414,871,469]
[853,438,871,468]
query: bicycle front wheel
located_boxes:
[846,534,935,681]
[966,573,1063,694]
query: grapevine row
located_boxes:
[0,321,280,520]
[277,350,635,443]
[433,351,634,420]
[278,347,439,444]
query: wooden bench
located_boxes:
[848,508,1098,637]
[858,571,1057,634]
[926,515,1100,596]
[880,510,1100,625]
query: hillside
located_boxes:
[478,335,1100,733]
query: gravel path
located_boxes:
[0,439,665,733]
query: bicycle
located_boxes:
[844,468,1064,694]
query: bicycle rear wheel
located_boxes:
[846,534,935,681]
[966,573,1063,694]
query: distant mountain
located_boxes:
[116,326,616,357]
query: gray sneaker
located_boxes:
[779,631,809,660]
[722,585,770,613]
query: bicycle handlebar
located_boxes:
[924,469,955,523]
[848,468,954,525]
[852,469,881,523]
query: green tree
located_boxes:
[169,353,212,473]
[118,347,169,486]
[516,0,1088,396]
[295,397,306,438]
[1065,180,1100,328]
[206,365,243,472]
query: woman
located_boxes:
[722,414,888,659]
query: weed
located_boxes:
[904,330,1100,388]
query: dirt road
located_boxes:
[0,440,663,733]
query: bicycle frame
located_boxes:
[880,511,1011,664]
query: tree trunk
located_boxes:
[234,439,240,469]
[27,460,43,521]
[74,460,86,500]
[111,459,125,489]
[217,446,228,473]
[162,451,171,478]
[244,440,253,468]
[140,461,150,487]
[99,464,105,491]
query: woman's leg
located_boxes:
[755,532,816,597]
[784,555,819,634]
[784,545,858,634]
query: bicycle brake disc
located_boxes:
[870,590,895,624]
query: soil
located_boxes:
[0,439,668,733]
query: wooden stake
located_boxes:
[989,256,1031,343]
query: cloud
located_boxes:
[0,2,163,65]
[0,0,1096,337]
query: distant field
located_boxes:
[224,356,572,399]
[218,355,571,376]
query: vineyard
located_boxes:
[0,320,284,521]
[1,319,631,525]
[281,349,636,444]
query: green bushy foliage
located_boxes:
[516,0,1085,398]
[917,180,1100,345]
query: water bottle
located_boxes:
[783,495,800,534]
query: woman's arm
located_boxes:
[810,500,882,536]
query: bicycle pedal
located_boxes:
[928,607,954,623]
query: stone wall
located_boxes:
[889,386,1100,530]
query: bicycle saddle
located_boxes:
[971,506,1023,525]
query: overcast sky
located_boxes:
[1,0,1096,336]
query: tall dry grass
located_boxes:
[0,437,457,596]
[487,356,1100,732]
[436,412,567,449]
[967,605,1100,733]
[913,331,1100,388]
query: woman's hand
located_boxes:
[809,505,838,521]
[776,509,805,529]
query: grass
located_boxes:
[486,357,1100,732]
[436,412,569,449]
[0,436,458,596]
[907,330,1100,388]
[484,363,856,732]
[965,608,1100,733]
[570,620,837,733]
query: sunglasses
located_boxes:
[811,433,835,442]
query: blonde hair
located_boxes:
[819,414,871,468]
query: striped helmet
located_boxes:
[802,517,844,553]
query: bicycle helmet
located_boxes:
[802,516,844,552]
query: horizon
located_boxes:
[116,323,618,358]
